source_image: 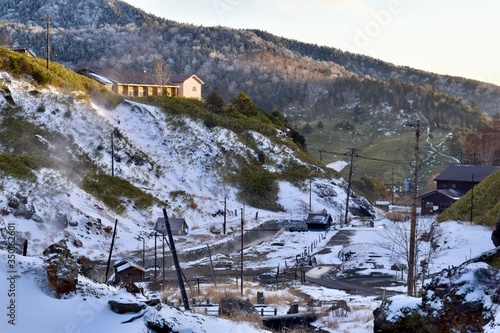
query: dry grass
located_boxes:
[385,211,410,222]
[316,303,375,332]
[222,311,263,328]
[262,292,296,305]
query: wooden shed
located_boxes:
[113,259,146,284]
[154,217,189,236]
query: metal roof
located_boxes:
[434,164,499,183]
[154,217,188,235]
[79,69,202,86]
[420,188,465,200]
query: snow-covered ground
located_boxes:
[0,218,494,332]
[0,73,496,332]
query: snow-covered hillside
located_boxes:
[0,72,357,259]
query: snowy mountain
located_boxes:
[0,70,498,331]
[0,66,362,260]
[1,0,499,119]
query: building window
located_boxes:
[128,90,134,96]
[192,86,197,92]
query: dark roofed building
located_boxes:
[305,213,332,231]
[420,164,499,215]
[154,217,189,236]
[12,48,36,58]
[113,259,146,284]
[434,164,499,192]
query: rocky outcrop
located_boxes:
[108,300,146,314]
[5,194,42,222]
[43,242,79,295]
[373,247,500,333]
[491,212,500,247]
[218,297,259,318]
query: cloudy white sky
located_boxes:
[121,0,500,85]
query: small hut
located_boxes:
[154,217,189,236]
[306,213,333,231]
[113,259,146,284]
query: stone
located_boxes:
[491,213,500,247]
[55,213,68,229]
[7,196,19,209]
[43,243,78,295]
[14,202,26,217]
[145,318,174,332]
[108,300,145,314]
[374,247,500,332]
[23,204,36,219]
[218,297,259,318]
[31,214,44,223]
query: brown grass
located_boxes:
[385,211,410,222]
[262,292,296,305]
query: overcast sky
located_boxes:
[121,0,500,86]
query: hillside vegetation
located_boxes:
[0,51,329,213]
[438,170,500,226]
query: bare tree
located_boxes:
[378,217,444,293]
[152,58,171,86]
[0,33,13,47]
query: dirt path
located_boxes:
[307,228,404,299]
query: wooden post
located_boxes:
[22,239,28,256]
[207,245,217,287]
[163,208,190,310]
[240,206,244,297]
[223,196,227,234]
[104,219,118,284]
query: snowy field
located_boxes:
[0,217,494,333]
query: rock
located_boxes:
[121,279,142,294]
[14,202,26,217]
[145,318,174,332]
[374,247,500,332]
[7,196,19,209]
[31,214,44,223]
[68,220,78,227]
[23,204,36,219]
[72,239,83,247]
[491,213,500,247]
[108,300,145,314]
[373,295,421,332]
[218,297,259,318]
[55,213,68,229]
[43,243,78,295]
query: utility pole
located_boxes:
[470,173,474,223]
[111,131,114,177]
[405,119,421,297]
[223,196,227,235]
[46,16,51,69]
[240,206,244,296]
[391,167,395,205]
[344,148,357,227]
[309,176,312,212]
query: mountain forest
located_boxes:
[0,0,499,202]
